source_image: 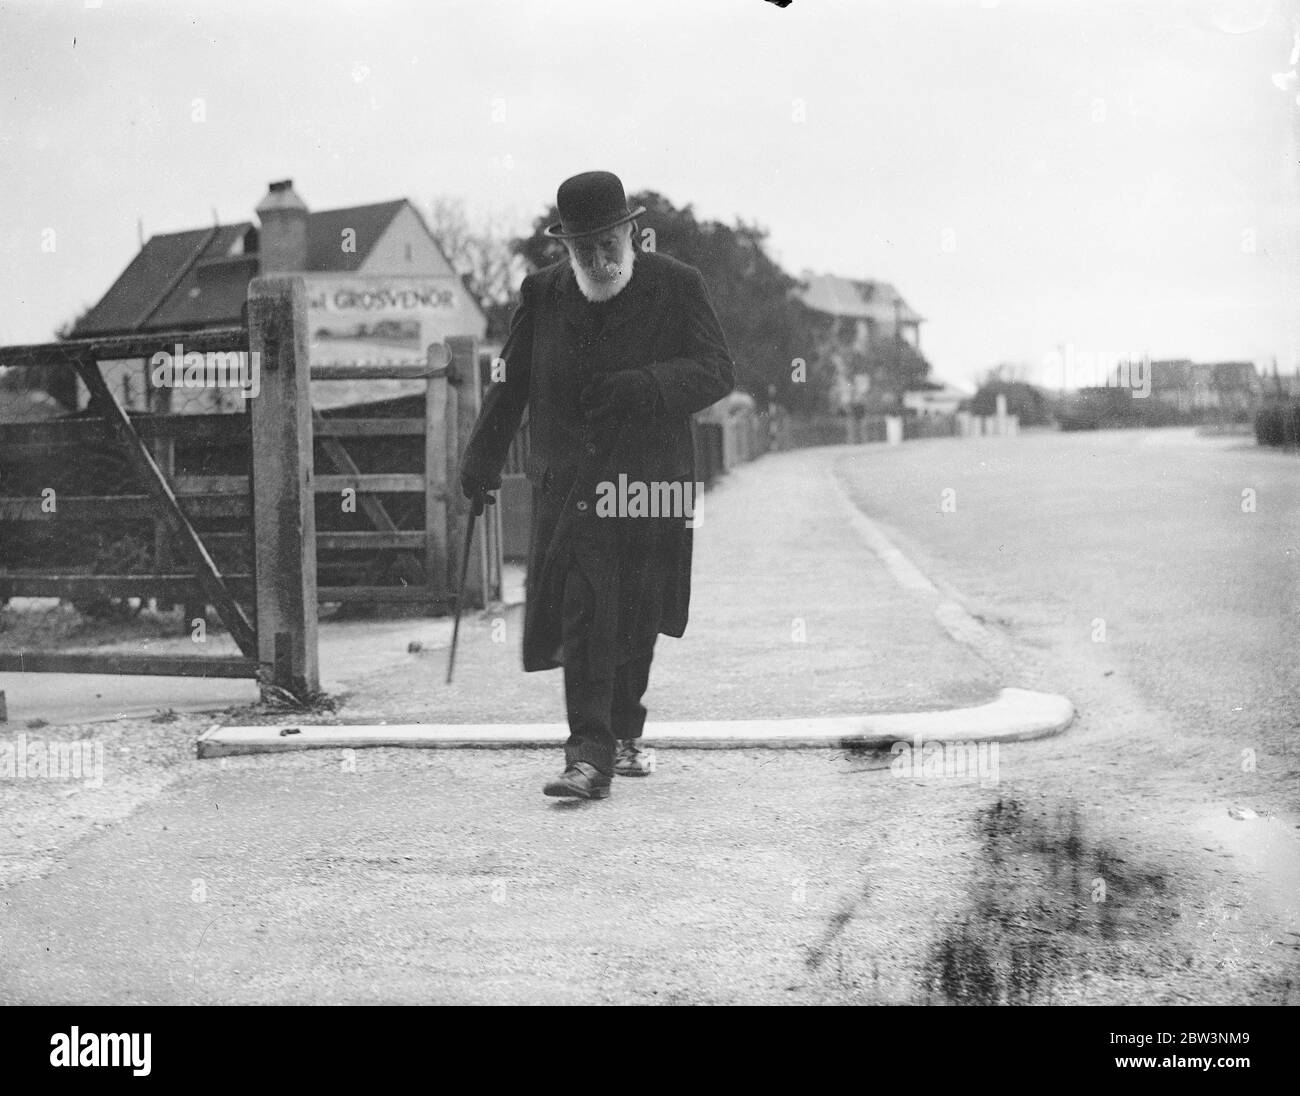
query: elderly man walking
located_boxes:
[458,170,735,801]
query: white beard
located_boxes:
[569,239,636,302]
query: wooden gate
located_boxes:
[0,279,321,697]
[0,279,499,701]
[0,324,262,680]
[308,336,499,609]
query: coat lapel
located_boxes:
[556,265,589,333]
[598,260,657,340]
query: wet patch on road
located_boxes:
[921,797,1175,1004]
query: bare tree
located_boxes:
[425,197,524,340]
[978,361,1031,387]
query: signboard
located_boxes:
[306,276,475,366]
[304,274,486,409]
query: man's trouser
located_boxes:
[563,645,655,775]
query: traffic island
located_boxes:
[196,686,1074,757]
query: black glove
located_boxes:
[460,465,501,516]
[580,369,658,423]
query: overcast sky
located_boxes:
[1,0,1297,388]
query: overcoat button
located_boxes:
[576,500,589,512]
[585,442,597,454]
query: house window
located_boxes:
[404,243,413,262]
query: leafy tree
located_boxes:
[969,380,1056,426]
[0,305,90,411]
[515,190,830,413]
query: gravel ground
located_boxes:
[0,711,202,891]
[0,741,1291,1005]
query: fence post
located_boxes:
[247,276,320,700]
[147,380,175,611]
[424,343,450,604]
[445,336,490,608]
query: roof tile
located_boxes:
[72,201,410,335]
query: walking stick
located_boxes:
[446,493,491,685]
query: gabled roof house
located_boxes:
[73,181,485,411]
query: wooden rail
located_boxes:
[0,412,248,450]
[0,496,250,520]
[314,418,424,437]
[310,363,448,381]
[0,326,248,370]
[0,652,258,678]
[0,573,254,598]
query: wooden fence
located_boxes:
[0,277,497,697]
[493,406,775,560]
[0,323,266,683]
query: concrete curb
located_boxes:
[195,686,1074,757]
[830,467,1013,664]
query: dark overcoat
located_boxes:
[459,249,735,679]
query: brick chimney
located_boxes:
[255,179,309,272]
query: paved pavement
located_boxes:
[332,447,1003,726]
[1,446,1008,730]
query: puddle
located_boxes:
[1194,807,1300,934]
[921,797,1173,1004]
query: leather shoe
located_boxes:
[543,761,611,799]
[614,740,654,776]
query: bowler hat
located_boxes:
[544,171,646,239]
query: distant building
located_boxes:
[1147,359,1261,419]
[71,180,486,412]
[1261,367,1300,399]
[797,272,924,352]
[795,272,930,410]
